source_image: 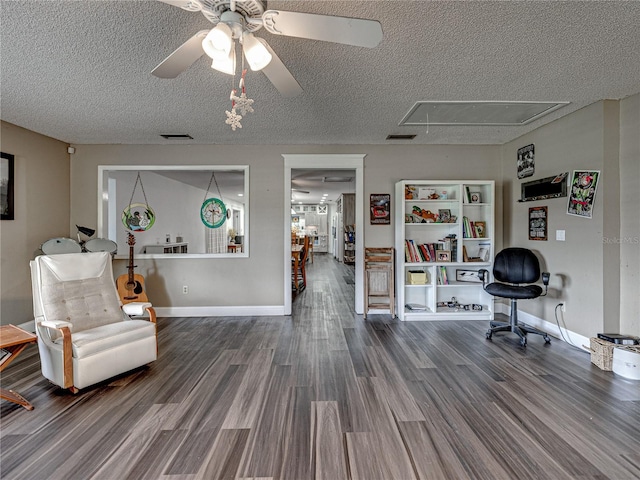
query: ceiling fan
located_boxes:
[152,0,383,97]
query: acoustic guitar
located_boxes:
[117,233,149,304]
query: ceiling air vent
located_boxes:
[386,134,416,140]
[160,134,194,139]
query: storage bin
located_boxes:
[588,337,615,371]
[612,346,640,380]
[407,270,427,285]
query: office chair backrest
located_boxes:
[493,248,540,284]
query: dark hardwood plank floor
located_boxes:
[2,253,639,479]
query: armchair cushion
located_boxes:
[38,253,123,333]
[53,319,155,359]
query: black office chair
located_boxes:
[479,248,551,347]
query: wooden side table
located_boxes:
[1,324,38,410]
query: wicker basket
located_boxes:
[588,337,616,371]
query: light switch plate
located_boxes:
[556,230,565,241]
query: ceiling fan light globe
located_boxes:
[202,23,233,59]
[242,33,272,71]
[211,46,236,75]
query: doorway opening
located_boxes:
[290,168,356,306]
[283,154,365,316]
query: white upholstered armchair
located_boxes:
[30,252,157,393]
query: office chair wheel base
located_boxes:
[519,337,527,347]
[486,330,492,340]
[543,335,551,344]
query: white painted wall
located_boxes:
[111,171,209,255]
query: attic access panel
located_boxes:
[399,101,569,126]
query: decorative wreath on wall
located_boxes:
[122,172,155,231]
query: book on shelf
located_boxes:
[463,216,487,239]
[419,244,431,262]
[437,266,449,285]
[405,239,462,264]
[409,240,420,262]
[427,243,437,261]
[438,234,458,262]
[405,303,427,311]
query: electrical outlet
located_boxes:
[182,285,188,294]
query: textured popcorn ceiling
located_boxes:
[1,1,639,145]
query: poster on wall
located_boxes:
[370,194,391,225]
[1,152,15,220]
[528,206,548,241]
[517,144,535,179]
[567,170,600,219]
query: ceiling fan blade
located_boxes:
[262,10,383,48]
[260,40,303,97]
[151,30,209,78]
[156,0,202,12]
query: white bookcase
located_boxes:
[395,180,495,321]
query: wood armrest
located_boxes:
[38,321,74,389]
[146,306,157,324]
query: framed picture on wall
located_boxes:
[529,206,548,241]
[1,152,15,220]
[517,144,535,179]
[567,170,600,218]
[370,193,391,225]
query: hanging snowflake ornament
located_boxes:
[225,108,243,130]
[232,72,255,116]
[233,92,254,116]
[225,88,243,130]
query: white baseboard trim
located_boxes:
[154,305,286,317]
[365,308,392,316]
[495,303,590,351]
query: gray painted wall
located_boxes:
[69,144,500,309]
[1,121,69,325]
[2,96,638,340]
[501,97,639,338]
